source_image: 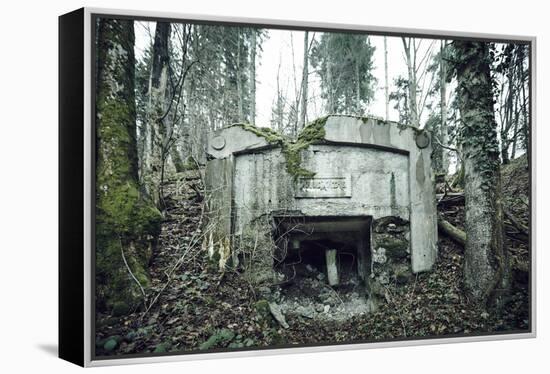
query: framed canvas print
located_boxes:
[59,7,536,367]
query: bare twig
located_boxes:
[119,236,147,303]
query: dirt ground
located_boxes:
[95,156,530,357]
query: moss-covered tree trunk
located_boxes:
[454,40,507,304]
[96,18,162,315]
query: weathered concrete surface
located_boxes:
[205,115,437,281]
[203,157,233,269]
[322,116,437,272]
[206,125,271,159]
[295,145,410,220]
[325,249,339,286]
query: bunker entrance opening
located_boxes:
[273,216,371,293]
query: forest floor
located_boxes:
[95,156,530,357]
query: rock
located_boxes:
[315,304,324,313]
[124,331,136,342]
[258,286,271,298]
[297,305,315,319]
[319,292,337,306]
[376,236,409,260]
[323,305,330,313]
[103,337,118,351]
[393,264,413,285]
[268,302,289,329]
[387,223,406,233]
[316,273,326,281]
[111,301,131,316]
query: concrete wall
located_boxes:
[321,116,437,272]
[233,146,410,228]
[205,115,437,276]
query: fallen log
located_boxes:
[503,208,529,236]
[436,192,465,206]
[436,192,465,199]
[437,214,466,246]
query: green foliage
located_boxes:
[190,27,267,125]
[228,335,255,349]
[265,328,285,346]
[389,76,412,125]
[254,299,271,320]
[311,33,376,114]
[199,329,235,350]
[153,342,171,353]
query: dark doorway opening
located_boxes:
[272,216,371,289]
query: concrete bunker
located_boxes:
[204,115,437,314]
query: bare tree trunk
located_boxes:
[146,22,171,208]
[519,48,529,155]
[141,67,154,187]
[236,32,244,122]
[299,31,309,128]
[501,61,515,165]
[440,40,449,173]
[455,40,507,305]
[355,58,361,115]
[274,61,284,133]
[402,38,419,127]
[511,80,521,159]
[384,36,389,121]
[250,30,257,125]
[326,39,334,113]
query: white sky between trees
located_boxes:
[134,21,442,128]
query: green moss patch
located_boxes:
[375,236,409,259]
[254,299,271,320]
[235,116,329,180]
[239,123,287,144]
